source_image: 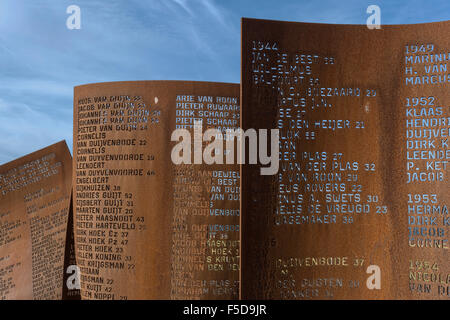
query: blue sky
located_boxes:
[0,0,448,164]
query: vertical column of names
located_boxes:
[75,94,159,299]
[170,93,240,299]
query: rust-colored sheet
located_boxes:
[73,81,240,299]
[0,141,72,299]
[241,18,449,299]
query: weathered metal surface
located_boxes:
[73,81,240,299]
[0,141,72,299]
[241,18,449,299]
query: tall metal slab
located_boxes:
[241,18,449,299]
[73,81,240,299]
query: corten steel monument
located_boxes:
[73,81,240,299]
[241,18,449,299]
[0,141,72,299]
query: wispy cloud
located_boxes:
[0,79,72,98]
[200,0,232,30]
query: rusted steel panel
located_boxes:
[0,141,72,299]
[73,81,240,299]
[241,18,449,299]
